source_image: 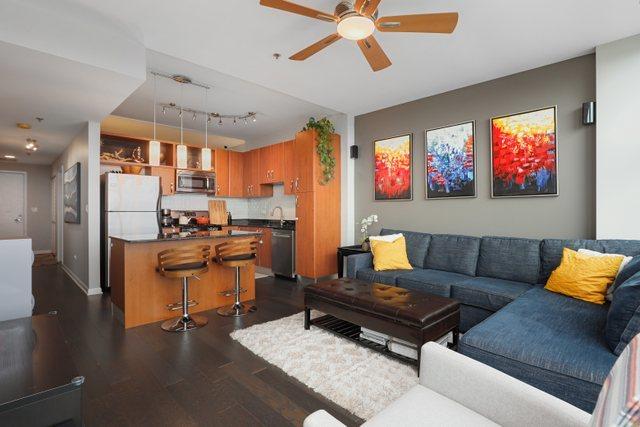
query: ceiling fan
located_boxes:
[259,0,459,72]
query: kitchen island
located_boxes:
[109,230,261,328]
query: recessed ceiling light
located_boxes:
[17,122,31,129]
[4,155,16,159]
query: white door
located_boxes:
[0,171,26,239]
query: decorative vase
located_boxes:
[361,240,370,251]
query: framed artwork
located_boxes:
[491,106,558,198]
[425,121,476,199]
[64,162,81,224]
[374,134,413,201]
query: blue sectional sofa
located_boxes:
[346,228,640,412]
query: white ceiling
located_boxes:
[0,41,143,165]
[112,50,339,147]
[73,0,640,115]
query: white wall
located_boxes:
[51,122,102,295]
[596,35,640,239]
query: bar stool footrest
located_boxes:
[217,288,248,297]
[166,300,198,311]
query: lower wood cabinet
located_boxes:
[235,226,271,268]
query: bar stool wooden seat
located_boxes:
[214,238,258,316]
[157,245,211,332]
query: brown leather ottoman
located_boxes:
[304,278,460,370]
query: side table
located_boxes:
[337,245,370,278]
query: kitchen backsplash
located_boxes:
[161,184,296,220]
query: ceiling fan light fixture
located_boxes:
[337,14,375,40]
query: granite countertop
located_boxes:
[231,218,296,230]
[110,230,261,243]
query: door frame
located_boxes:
[0,170,27,238]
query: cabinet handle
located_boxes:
[289,179,294,190]
[294,177,299,191]
[170,183,174,193]
[295,195,298,207]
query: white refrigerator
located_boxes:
[101,173,161,289]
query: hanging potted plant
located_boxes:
[303,117,336,185]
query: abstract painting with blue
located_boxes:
[425,121,476,199]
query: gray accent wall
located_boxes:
[354,55,595,241]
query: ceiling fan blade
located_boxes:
[357,35,391,72]
[355,0,382,16]
[259,0,337,22]
[290,33,342,61]
[376,12,459,33]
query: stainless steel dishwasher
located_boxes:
[271,229,295,278]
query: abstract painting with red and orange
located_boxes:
[491,107,558,197]
[374,134,412,201]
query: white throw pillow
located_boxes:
[369,233,403,243]
[578,249,632,301]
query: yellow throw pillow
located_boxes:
[370,235,413,272]
[545,248,624,304]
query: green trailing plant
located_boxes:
[304,117,335,185]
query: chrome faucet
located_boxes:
[271,206,284,227]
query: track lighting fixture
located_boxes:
[192,112,197,121]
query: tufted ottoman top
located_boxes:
[305,278,459,327]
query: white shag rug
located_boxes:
[230,312,418,420]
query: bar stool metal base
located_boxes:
[217,302,257,317]
[161,314,208,332]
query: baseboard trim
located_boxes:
[60,264,103,296]
[33,249,53,255]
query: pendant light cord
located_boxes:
[179,84,183,145]
[204,88,208,149]
[153,73,157,140]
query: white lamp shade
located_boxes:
[201,147,212,171]
[176,144,187,169]
[148,140,161,166]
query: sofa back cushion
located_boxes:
[540,239,640,284]
[425,234,480,276]
[380,229,431,268]
[477,236,541,284]
[605,271,640,355]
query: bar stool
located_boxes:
[156,245,211,332]
[214,238,258,316]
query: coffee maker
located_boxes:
[160,209,173,227]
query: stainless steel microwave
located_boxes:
[176,170,216,194]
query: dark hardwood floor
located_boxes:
[32,265,362,426]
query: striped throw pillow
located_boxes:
[591,334,640,426]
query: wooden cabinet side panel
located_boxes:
[259,228,272,268]
[149,167,175,196]
[294,131,315,193]
[295,192,316,278]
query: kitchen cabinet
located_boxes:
[228,150,244,197]
[214,149,229,196]
[293,131,316,193]
[260,143,284,184]
[283,139,295,195]
[294,130,341,279]
[243,149,272,198]
[149,167,175,196]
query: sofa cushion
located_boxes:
[356,267,413,285]
[380,229,431,268]
[477,236,541,284]
[363,385,497,427]
[605,271,640,355]
[396,269,471,298]
[610,256,640,295]
[451,277,532,312]
[459,287,616,412]
[539,239,603,283]
[425,234,480,276]
[460,305,494,334]
[599,240,640,257]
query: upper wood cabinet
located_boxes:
[149,167,175,196]
[214,149,229,197]
[227,150,244,197]
[283,140,295,195]
[260,143,284,184]
[293,130,317,193]
[243,149,272,198]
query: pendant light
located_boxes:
[148,73,161,166]
[201,87,212,171]
[176,84,187,169]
